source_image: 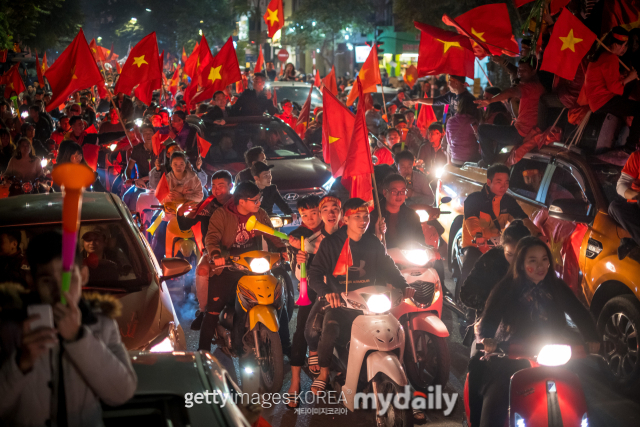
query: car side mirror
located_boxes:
[160,258,192,281]
[548,199,592,224]
[309,143,323,155]
[440,196,452,205]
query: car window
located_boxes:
[204,120,310,164]
[509,158,550,201]
[2,221,149,290]
[544,164,593,216]
[269,86,322,107]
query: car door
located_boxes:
[507,154,553,220]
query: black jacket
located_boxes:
[460,247,510,310]
[367,199,425,249]
[202,106,229,123]
[309,227,407,296]
[229,89,278,117]
[177,197,223,241]
[234,168,254,186]
[260,184,293,215]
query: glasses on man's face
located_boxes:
[245,196,263,204]
[389,189,408,196]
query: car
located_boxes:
[102,351,255,426]
[435,144,640,393]
[343,85,400,107]
[202,115,333,216]
[265,81,323,110]
[0,193,189,352]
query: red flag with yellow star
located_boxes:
[182,46,188,65]
[184,42,200,77]
[346,46,381,106]
[114,32,161,97]
[322,87,355,177]
[442,4,519,58]
[404,65,418,89]
[169,65,182,96]
[295,85,313,138]
[41,52,48,74]
[2,64,26,98]
[133,49,164,105]
[35,50,45,88]
[414,21,475,79]
[44,29,104,112]
[541,9,597,81]
[189,37,242,105]
[89,39,106,63]
[263,0,284,38]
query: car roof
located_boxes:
[0,193,123,228]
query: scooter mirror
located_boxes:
[439,196,452,205]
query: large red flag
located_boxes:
[322,87,355,177]
[541,8,597,81]
[322,66,338,96]
[295,85,313,138]
[2,64,26,98]
[347,46,382,106]
[414,21,475,79]
[44,29,104,112]
[35,51,45,88]
[442,4,519,58]
[603,1,640,32]
[416,105,437,138]
[514,0,534,6]
[184,42,200,77]
[404,65,418,89]
[263,0,284,38]
[169,65,181,96]
[255,45,264,74]
[115,32,161,97]
[83,144,100,171]
[332,238,353,276]
[188,37,242,105]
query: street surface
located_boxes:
[169,271,640,426]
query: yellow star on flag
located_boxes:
[133,55,148,67]
[91,48,96,53]
[208,65,222,83]
[406,74,414,83]
[559,29,583,52]
[437,39,461,54]
[266,8,279,26]
[8,82,13,89]
[71,66,78,80]
[328,136,339,144]
[471,28,486,42]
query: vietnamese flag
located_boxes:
[189,37,242,105]
[41,52,48,74]
[295,85,313,138]
[114,32,161,97]
[169,65,181,96]
[89,39,106,63]
[332,237,353,276]
[346,46,382,106]
[35,51,45,88]
[133,49,164,105]
[322,87,355,177]
[442,4,519,58]
[184,42,200,77]
[263,0,284,38]
[414,21,475,79]
[196,133,212,157]
[83,144,100,171]
[182,47,188,65]
[255,45,264,73]
[155,173,170,203]
[323,66,338,96]
[541,9,597,81]
[44,30,104,112]
[416,104,437,138]
[2,64,26,98]
[404,65,418,89]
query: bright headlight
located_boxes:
[401,249,429,266]
[322,176,336,191]
[249,258,270,273]
[270,217,284,228]
[415,210,428,223]
[435,167,445,179]
[150,336,174,352]
[40,158,48,167]
[537,344,571,366]
[367,294,391,313]
[134,118,143,127]
[110,143,117,151]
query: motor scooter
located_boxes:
[464,341,594,427]
[388,245,451,393]
[322,285,414,427]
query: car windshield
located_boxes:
[2,220,150,291]
[268,85,322,108]
[204,120,311,164]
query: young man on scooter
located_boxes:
[203,181,288,355]
[307,198,414,394]
[395,150,434,207]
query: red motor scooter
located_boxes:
[463,341,593,427]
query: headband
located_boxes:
[319,196,341,210]
[612,33,629,42]
[344,205,369,217]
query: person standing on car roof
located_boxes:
[460,164,542,287]
[202,91,230,125]
[229,72,279,117]
[403,75,476,120]
[609,148,640,260]
[251,161,293,216]
[235,146,266,186]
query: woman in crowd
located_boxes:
[2,137,44,182]
[446,95,481,166]
[54,141,106,192]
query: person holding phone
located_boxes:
[0,231,137,426]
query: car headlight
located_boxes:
[249,258,270,273]
[401,249,429,266]
[435,167,445,179]
[415,210,428,223]
[150,336,174,352]
[110,143,117,151]
[322,176,335,191]
[270,217,284,228]
[537,344,572,366]
[367,294,391,313]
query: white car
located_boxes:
[265,81,323,110]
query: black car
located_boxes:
[202,116,333,216]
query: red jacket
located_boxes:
[585,52,625,112]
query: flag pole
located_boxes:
[107,89,134,149]
[380,88,389,122]
[345,240,349,296]
[370,172,386,249]
[475,58,493,87]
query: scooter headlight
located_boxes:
[149,336,174,352]
[367,294,391,313]
[249,258,270,273]
[537,344,572,366]
[435,167,445,179]
[270,217,284,228]
[415,210,429,223]
[401,249,429,266]
[41,158,48,168]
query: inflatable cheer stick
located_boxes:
[245,216,288,240]
[296,236,311,306]
[51,163,95,304]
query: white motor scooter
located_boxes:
[325,285,413,427]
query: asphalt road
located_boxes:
[169,271,640,427]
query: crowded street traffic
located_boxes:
[2,0,640,426]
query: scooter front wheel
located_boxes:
[373,374,414,427]
[404,330,450,393]
[256,323,284,393]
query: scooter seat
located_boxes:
[219,305,235,330]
